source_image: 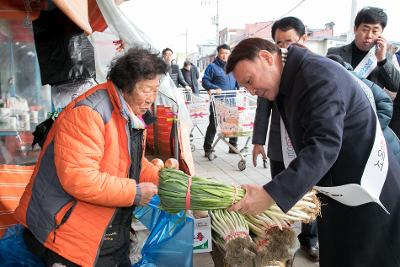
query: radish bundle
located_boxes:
[210,209,257,266]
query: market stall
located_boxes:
[0,1,195,266]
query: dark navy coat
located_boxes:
[263,46,400,267]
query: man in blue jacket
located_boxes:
[202,44,238,156]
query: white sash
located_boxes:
[280,75,389,213]
[353,46,377,79]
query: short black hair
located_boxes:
[107,46,167,94]
[183,61,191,67]
[271,16,306,40]
[355,7,387,29]
[162,48,173,55]
[226,38,279,74]
[217,44,231,52]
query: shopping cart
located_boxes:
[181,89,210,152]
[208,90,257,171]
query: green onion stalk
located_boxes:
[158,168,245,213]
[158,168,320,222]
[210,209,257,266]
[244,190,320,265]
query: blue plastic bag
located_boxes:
[0,225,45,267]
[133,196,193,267]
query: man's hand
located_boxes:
[228,184,275,215]
[208,88,222,95]
[375,36,387,62]
[252,144,267,167]
[185,85,192,92]
[137,182,158,206]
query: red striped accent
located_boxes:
[0,165,34,237]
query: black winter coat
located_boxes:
[263,46,400,267]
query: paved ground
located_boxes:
[189,121,319,267]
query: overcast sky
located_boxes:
[122,0,399,54]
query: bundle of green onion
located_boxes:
[210,209,257,266]
[158,168,244,213]
[158,168,321,224]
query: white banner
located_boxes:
[353,46,377,79]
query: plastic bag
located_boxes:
[33,9,95,86]
[51,78,96,110]
[132,196,193,267]
[0,225,45,267]
[130,219,150,264]
[88,29,121,83]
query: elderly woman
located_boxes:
[15,47,168,267]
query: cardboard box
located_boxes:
[193,216,212,253]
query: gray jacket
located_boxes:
[327,43,400,92]
[252,97,282,161]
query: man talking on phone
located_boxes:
[327,7,400,92]
[328,6,400,139]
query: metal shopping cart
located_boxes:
[181,89,210,152]
[208,90,257,171]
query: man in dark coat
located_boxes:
[162,48,191,90]
[181,60,200,94]
[327,7,400,138]
[226,37,400,267]
[251,17,319,261]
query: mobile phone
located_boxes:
[375,37,381,50]
[374,41,380,50]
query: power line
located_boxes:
[252,0,307,35]
[230,0,307,44]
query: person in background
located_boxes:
[251,16,318,261]
[202,44,238,156]
[15,47,171,267]
[327,54,400,163]
[396,49,400,66]
[181,60,200,94]
[162,48,191,91]
[327,7,400,138]
[391,47,400,137]
[226,37,400,267]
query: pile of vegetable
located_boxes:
[158,168,245,213]
[158,168,320,219]
[158,168,320,266]
[210,209,257,266]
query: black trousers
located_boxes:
[204,106,237,150]
[269,159,318,248]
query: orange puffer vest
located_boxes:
[15,81,159,266]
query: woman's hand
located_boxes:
[229,184,275,215]
[137,182,158,206]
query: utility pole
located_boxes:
[347,0,358,43]
[203,0,220,45]
[185,29,188,58]
[216,0,219,45]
